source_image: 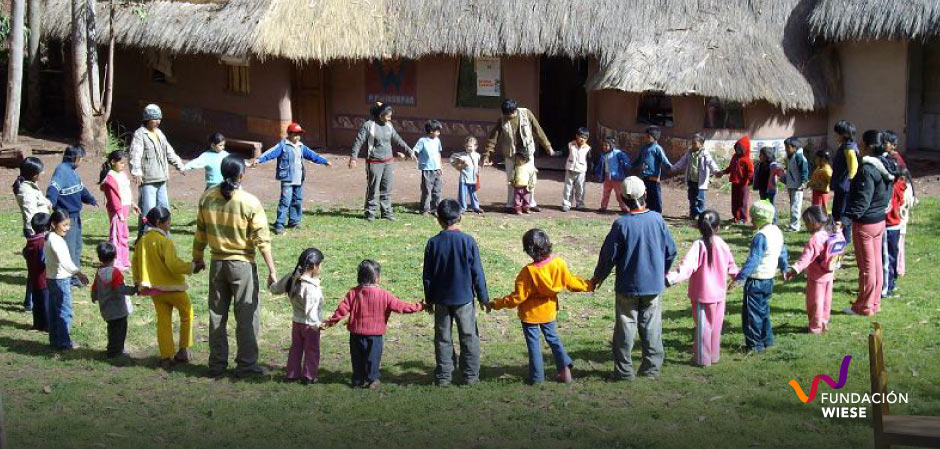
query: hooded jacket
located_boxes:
[844,153,897,225]
[491,256,591,324]
[723,136,754,185]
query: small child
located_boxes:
[14,157,52,312]
[782,138,809,232]
[666,211,739,366]
[808,150,833,214]
[132,207,198,370]
[183,132,230,189]
[100,150,140,271]
[414,120,444,215]
[752,147,785,224]
[784,206,845,334]
[561,127,591,212]
[721,136,754,224]
[322,260,423,389]
[730,200,788,353]
[47,145,99,286]
[897,170,916,278]
[632,126,672,213]
[255,122,330,234]
[23,213,50,332]
[671,132,722,220]
[449,136,483,213]
[883,168,910,298]
[91,242,138,358]
[270,248,325,384]
[45,209,89,350]
[594,137,632,213]
[509,151,537,215]
[486,229,592,384]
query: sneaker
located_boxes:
[286,223,301,230]
[472,208,484,214]
[367,380,382,390]
[174,348,193,363]
[529,206,541,213]
[159,358,174,370]
[561,206,570,212]
[302,378,319,385]
[522,209,530,214]
[513,209,522,215]
[556,366,573,384]
[273,228,285,235]
[365,216,375,222]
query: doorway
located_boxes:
[908,40,940,151]
[538,56,588,165]
[291,63,328,147]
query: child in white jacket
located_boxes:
[269,247,325,384]
[672,133,722,219]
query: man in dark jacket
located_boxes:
[423,199,489,386]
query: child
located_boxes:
[782,138,809,231]
[270,248,325,384]
[132,207,198,370]
[808,150,833,214]
[45,209,89,350]
[487,229,592,383]
[671,132,721,220]
[322,260,423,389]
[897,170,916,279]
[14,157,52,312]
[784,206,845,334]
[509,151,537,215]
[91,242,138,358]
[729,200,788,353]
[721,136,754,224]
[752,146,784,224]
[183,132,230,189]
[632,125,672,213]
[255,122,330,234]
[100,150,139,271]
[449,136,483,213]
[561,127,591,212]
[594,137,632,213]
[883,168,910,298]
[666,210,738,366]
[413,120,444,215]
[423,199,490,386]
[47,145,99,286]
[23,213,50,332]
[830,120,860,243]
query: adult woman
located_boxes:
[129,104,185,237]
[348,102,415,221]
[844,130,897,317]
[193,156,278,377]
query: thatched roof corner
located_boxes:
[809,0,940,42]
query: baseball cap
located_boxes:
[286,122,306,134]
[621,176,646,199]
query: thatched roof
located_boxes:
[43,0,837,110]
[809,0,940,42]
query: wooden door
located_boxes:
[291,64,328,147]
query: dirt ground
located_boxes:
[1,133,937,216]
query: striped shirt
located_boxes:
[193,186,271,262]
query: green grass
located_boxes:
[1,199,938,448]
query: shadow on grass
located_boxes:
[0,273,27,286]
[0,303,27,312]
[0,318,32,330]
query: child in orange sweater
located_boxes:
[486,229,593,384]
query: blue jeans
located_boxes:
[138,182,170,237]
[885,229,900,295]
[48,279,74,349]
[742,278,775,352]
[522,321,572,383]
[276,183,303,230]
[644,180,663,213]
[349,334,383,385]
[458,180,480,211]
[65,213,83,285]
[687,182,706,218]
[28,287,49,331]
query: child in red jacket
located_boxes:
[721,136,754,224]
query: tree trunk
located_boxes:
[72,0,113,154]
[25,0,42,129]
[3,0,27,144]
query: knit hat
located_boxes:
[750,200,775,227]
[142,104,163,121]
[621,176,646,200]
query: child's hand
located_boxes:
[423,302,434,315]
[132,204,141,214]
[76,272,90,286]
[483,302,494,313]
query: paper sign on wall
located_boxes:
[475,57,501,97]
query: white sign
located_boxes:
[475,57,501,97]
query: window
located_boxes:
[704,97,745,129]
[636,92,674,127]
[147,50,175,84]
[456,57,503,108]
[226,64,250,95]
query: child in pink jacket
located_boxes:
[785,206,845,334]
[666,210,738,366]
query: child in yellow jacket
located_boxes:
[132,207,201,369]
[487,229,593,383]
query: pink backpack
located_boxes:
[817,232,847,272]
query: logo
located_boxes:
[788,355,852,403]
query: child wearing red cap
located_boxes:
[255,122,331,234]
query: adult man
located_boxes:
[483,99,554,212]
[591,176,676,380]
[129,104,185,238]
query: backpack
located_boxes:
[817,232,847,272]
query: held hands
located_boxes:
[192,260,206,274]
[75,272,90,286]
[318,321,335,331]
[424,302,435,315]
[483,302,494,313]
[267,271,278,288]
[132,204,141,214]
[783,268,797,282]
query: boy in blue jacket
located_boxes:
[595,137,632,213]
[632,126,673,214]
[255,122,330,234]
[422,199,489,386]
[46,145,99,286]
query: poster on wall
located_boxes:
[475,57,501,97]
[365,59,417,106]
